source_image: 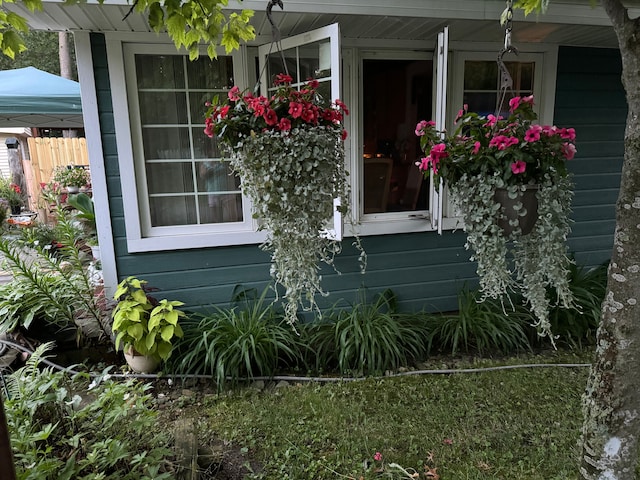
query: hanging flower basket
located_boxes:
[205,74,360,323]
[494,184,539,236]
[416,96,577,339]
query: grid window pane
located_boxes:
[146,162,194,194]
[136,55,185,89]
[134,53,244,227]
[139,91,188,125]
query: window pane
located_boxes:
[193,127,223,159]
[199,194,243,223]
[142,127,191,160]
[146,162,194,194]
[139,92,188,125]
[186,56,234,89]
[362,58,431,214]
[150,196,196,226]
[136,55,184,89]
[464,61,498,90]
[197,161,239,192]
[190,92,215,126]
[462,92,497,116]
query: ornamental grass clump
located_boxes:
[416,96,577,339]
[205,73,359,323]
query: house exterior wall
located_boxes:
[92,30,623,313]
[558,46,625,268]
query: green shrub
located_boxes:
[0,238,104,341]
[169,286,303,388]
[4,343,173,479]
[304,289,429,376]
[546,261,608,348]
[427,287,531,355]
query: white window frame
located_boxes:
[107,34,267,252]
[441,45,557,224]
[347,36,447,237]
[347,40,557,236]
[258,23,344,240]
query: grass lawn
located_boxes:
[185,350,594,479]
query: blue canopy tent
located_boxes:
[0,67,83,128]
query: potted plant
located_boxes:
[415,96,577,339]
[52,166,90,193]
[0,177,24,215]
[204,73,362,324]
[111,276,185,372]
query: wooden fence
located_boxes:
[24,137,89,213]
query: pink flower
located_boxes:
[415,120,435,136]
[511,160,527,174]
[509,96,521,112]
[228,86,241,102]
[374,452,382,462]
[542,125,557,136]
[522,95,535,105]
[430,143,448,159]
[562,142,577,160]
[418,156,431,171]
[472,141,481,155]
[484,114,499,128]
[558,127,576,141]
[204,117,214,138]
[489,135,519,150]
[524,125,542,143]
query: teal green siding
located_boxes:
[93,34,622,314]
[555,46,624,268]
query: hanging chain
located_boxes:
[255,0,289,93]
[495,0,518,117]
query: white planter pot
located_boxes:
[90,245,101,261]
[124,349,160,373]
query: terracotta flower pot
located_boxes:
[124,348,160,373]
[494,185,539,236]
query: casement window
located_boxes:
[352,38,556,235]
[110,26,341,252]
[108,30,555,251]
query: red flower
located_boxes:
[289,102,303,119]
[341,129,348,141]
[274,73,293,85]
[278,118,292,131]
[264,109,278,126]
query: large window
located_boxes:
[113,42,260,252]
[133,53,242,227]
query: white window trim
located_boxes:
[106,33,267,252]
[345,41,558,237]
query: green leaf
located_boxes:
[160,325,174,342]
[128,323,144,341]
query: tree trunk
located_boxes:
[579,1,640,478]
[58,32,77,138]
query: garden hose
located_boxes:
[0,338,591,384]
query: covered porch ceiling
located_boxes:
[4,0,637,49]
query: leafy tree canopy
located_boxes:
[0,0,256,60]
